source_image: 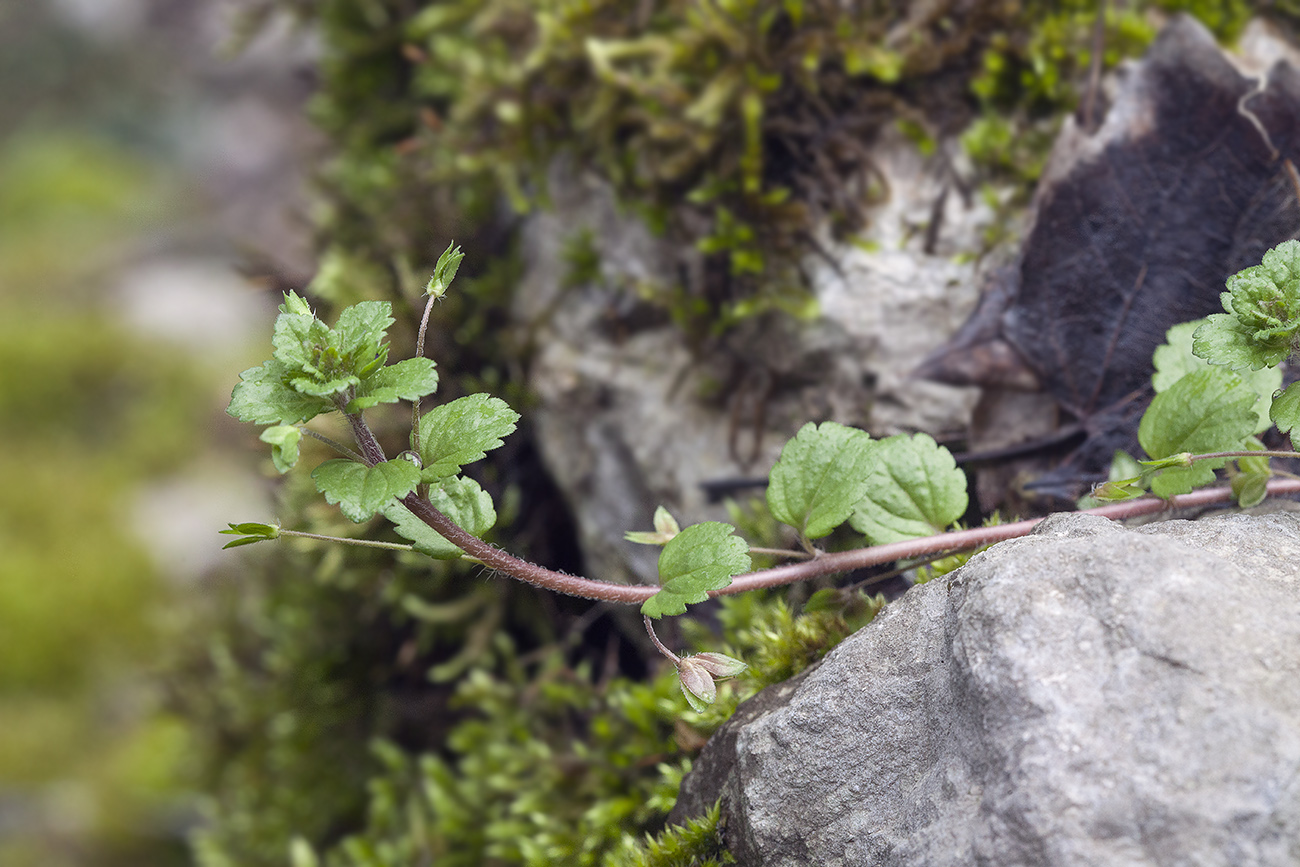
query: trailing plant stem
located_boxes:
[343,399,1300,604]
[399,492,655,602]
[400,479,1300,604]
[343,409,388,467]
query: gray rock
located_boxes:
[516,140,990,584]
[671,512,1300,866]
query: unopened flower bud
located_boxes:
[689,652,748,679]
[676,657,717,712]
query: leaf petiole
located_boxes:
[299,427,366,463]
[277,528,415,552]
[748,546,815,560]
[1185,449,1299,462]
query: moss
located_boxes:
[184,521,881,866]
[605,802,734,867]
[253,1,1027,332]
[256,0,1300,340]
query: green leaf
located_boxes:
[1272,381,1300,436]
[1192,240,1300,371]
[1152,321,1205,391]
[426,242,464,299]
[288,370,359,399]
[1138,368,1258,497]
[259,425,302,473]
[268,293,394,397]
[1233,470,1270,508]
[1191,312,1281,371]
[848,433,968,544]
[641,522,751,619]
[1232,440,1272,508]
[312,458,422,523]
[416,394,520,482]
[227,360,334,425]
[625,505,681,546]
[766,421,875,540]
[1088,478,1145,503]
[334,300,393,376]
[347,358,439,412]
[1110,449,1145,480]
[383,477,497,559]
[271,292,331,371]
[1223,239,1300,336]
[219,521,280,549]
[1156,319,1280,433]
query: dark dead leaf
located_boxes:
[921,15,1300,497]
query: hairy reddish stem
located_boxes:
[401,479,1300,604]
[343,408,388,467]
[345,404,1300,604]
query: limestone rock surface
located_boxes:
[671,512,1300,867]
[515,142,988,584]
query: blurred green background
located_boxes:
[0,2,310,863]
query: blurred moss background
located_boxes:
[0,1,308,864]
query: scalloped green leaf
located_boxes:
[416,394,520,482]
[1272,381,1300,436]
[1224,240,1300,332]
[288,371,359,399]
[1192,311,1281,371]
[641,522,750,619]
[766,421,875,540]
[383,476,497,559]
[227,359,334,425]
[312,458,422,523]
[1154,320,1279,434]
[271,292,328,371]
[259,425,302,474]
[347,357,439,412]
[334,300,393,366]
[268,293,395,396]
[849,433,967,544]
[1138,367,1257,497]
